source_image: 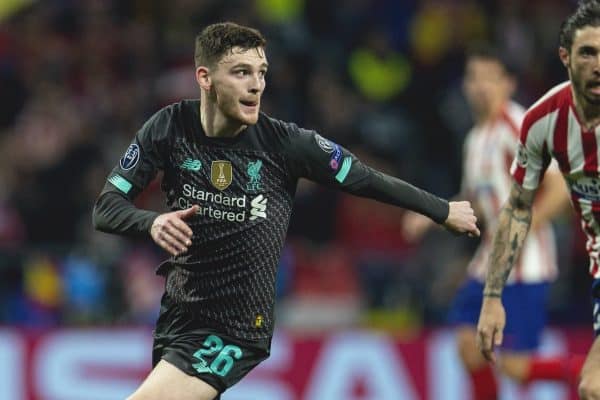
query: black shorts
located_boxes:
[593,279,600,336]
[152,294,271,397]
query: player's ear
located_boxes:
[196,66,211,90]
[558,47,570,68]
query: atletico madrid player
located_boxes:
[477,2,600,399]
[404,44,580,399]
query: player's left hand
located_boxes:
[443,201,480,237]
[476,296,506,363]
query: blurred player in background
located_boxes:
[93,22,479,400]
[405,45,579,399]
[477,1,600,399]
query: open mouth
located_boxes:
[589,83,600,95]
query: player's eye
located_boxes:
[259,70,267,78]
[234,69,249,76]
[580,47,597,57]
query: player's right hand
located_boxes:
[443,201,480,237]
[150,205,198,256]
[476,296,506,363]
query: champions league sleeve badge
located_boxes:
[120,143,140,170]
[314,134,335,153]
[516,143,528,168]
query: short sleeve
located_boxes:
[510,110,552,191]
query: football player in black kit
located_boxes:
[93,22,480,400]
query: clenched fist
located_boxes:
[443,201,480,237]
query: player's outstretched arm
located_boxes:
[476,182,535,363]
[443,201,480,237]
[286,129,480,236]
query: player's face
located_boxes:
[209,47,268,125]
[562,26,600,106]
[463,57,513,118]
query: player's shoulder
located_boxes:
[140,101,178,130]
[253,113,323,158]
[256,112,302,136]
[523,81,571,129]
[149,99,200,122]
[160,99,199,119]
[140,99,198,139]
[254,112,315,147]
[529,81,571,110]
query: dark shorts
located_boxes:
[592,279,600,337]
[152,294,271,397]
[448,278,549,352]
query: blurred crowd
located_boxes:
[0,0,591,332]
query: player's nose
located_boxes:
[249,74,264,94]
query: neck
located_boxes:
[474,101,505,126]
[199,96,246,138]
[572,88,600,131]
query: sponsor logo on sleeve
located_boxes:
[120,144,140,170]
[315,134,335,153]
[210,160,233,191]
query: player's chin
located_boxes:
[585,91,600,106]
[238,109,260,125]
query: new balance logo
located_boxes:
[250,195,267,220]
[595,303,600,333]
[181,158,202,171]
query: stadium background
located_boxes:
[0,0,593,399]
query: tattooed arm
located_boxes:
[483,183,536,296]
[476,182,536,362]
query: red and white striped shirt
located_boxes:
[512,81,600,278]
[464,101,558,283]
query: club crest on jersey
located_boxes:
[211,160,233,191]
[315,134,335,153]
[246,160,263,191]
[516,144,528,168]
[120,144,139,170]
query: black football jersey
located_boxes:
[95,100,448,343]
